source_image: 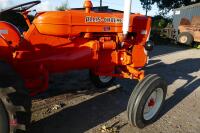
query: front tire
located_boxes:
[89,70,115,88]
[127,74,167,128]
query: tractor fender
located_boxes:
[0,21,21,47]
[0,21,21,61]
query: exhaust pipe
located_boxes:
[122,0,132,38]
[84,0,93,13]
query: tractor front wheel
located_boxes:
[127,74,167,128]
[89,70,115,88]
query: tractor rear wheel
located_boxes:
[178,32,194,46]
[89,70,115,88]
[0,100,9,133]
[0,62,31,133]
[127,74,167,128]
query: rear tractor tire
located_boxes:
[127,74,167,128]
[0,62,31,133]
[89,70,115,88]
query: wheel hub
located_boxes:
[143,88,164,121]
[99,76,112,83]
[180,36,188,43]
[148,98,155,107]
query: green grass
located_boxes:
[194,43,200,49]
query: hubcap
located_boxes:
[143,88,164,121]
[99,76,112,83]
[180,35,188,43]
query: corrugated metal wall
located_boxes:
[173,3,200,36]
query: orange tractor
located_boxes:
[0,0,167,132]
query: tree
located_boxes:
[56,1,69,11]
[152,15,172,29]
[140,0,155,13]
[140,0,200,14]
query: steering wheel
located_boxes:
[1,0,41,13]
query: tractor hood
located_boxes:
[33,10,151,37]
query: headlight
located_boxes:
[145,41,154,51]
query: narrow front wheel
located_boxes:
[89,70,115,88]
[127,74,167,128]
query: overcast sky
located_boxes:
[0,0,161,16]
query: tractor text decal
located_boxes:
[85,16,122,23]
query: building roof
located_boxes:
[174,2,200,10]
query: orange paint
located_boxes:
[0,0,151,95]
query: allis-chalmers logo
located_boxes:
[85,16,123,23]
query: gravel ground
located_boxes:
[29,44,200,133]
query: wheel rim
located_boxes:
[180,35,188,43]
[99,76,112,83]
[143,88,164,121]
